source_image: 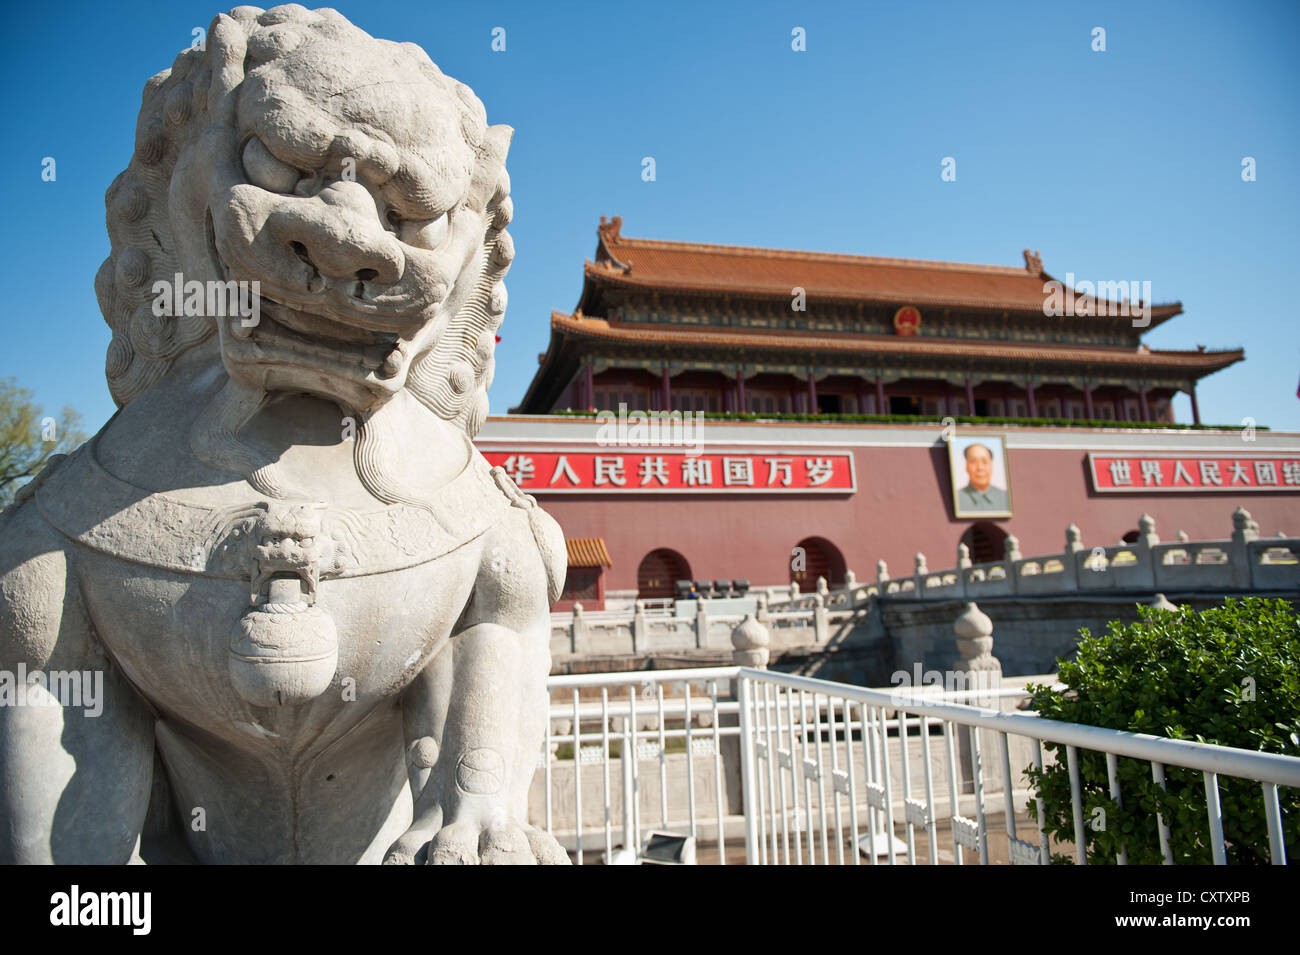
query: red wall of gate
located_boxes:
[529,442,1300,595]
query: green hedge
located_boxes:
[545,409,1260,431]
[1025,597,1300,864]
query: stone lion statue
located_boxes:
[0,5,569,864]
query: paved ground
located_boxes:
[585,809,1077,865]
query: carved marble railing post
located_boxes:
[731,613,770,669]
[1004,534,1021,563]
[1231,506,1259,587]
[1064,524,1084,589]
[876,560,889,584]
[755,591,770,622]
[1134,513,1158,585]
[789,580,801,600]
[694,598,709,649]
[954,544,972,597]
[570,602,584,654]
[812,591,828,643]
[913,552,928,596]
[957,543,972,570]
[632,600,646,654]
[843,569,856,591]
[1137,513,1159,550]
[953,602,1002,793]
[1177,529,1189,542]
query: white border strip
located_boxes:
[1087,451,1300,494]
[479,446,857,495]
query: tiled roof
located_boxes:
[550,311,1242,372]
[588,216,1182,318]
[566,537,612,568]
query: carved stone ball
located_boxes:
[1150,592,1180,612]
[953,602,993,640]
[731,612,770,668]
[731,612,769,651]
[411,736,439,769]
[228,604,339,707]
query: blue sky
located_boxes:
[2,0,1297,432]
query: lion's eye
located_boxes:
[399,212,450,251]
[242,137,299,194]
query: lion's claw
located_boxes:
[416,820,570,865]
[525,826,571,865]
[382,828,433,865]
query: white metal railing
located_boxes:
[540,667,742,865]
[537,666,1300,865]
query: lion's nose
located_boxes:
[272,181,405,288]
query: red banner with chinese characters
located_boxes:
[1088,453,1300,492]
[479,449,856,494]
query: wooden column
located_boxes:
[736,370,746,413]
[583,362,595,409]
[1139,384,1151,421]
[965,377,976,416]
[661,364,672,412]
[875,377,886,414]
[1083,383,1095,418]
[1189,384,1201,425]
[807,373,818,414]
[858,380,870,415]
[1026,381,1037,417]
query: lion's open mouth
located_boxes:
[245,296,406,378]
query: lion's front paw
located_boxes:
[425,820,570,865]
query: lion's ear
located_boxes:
[486,124,514,160]
[468,125,512,212]
[206,13,251,122]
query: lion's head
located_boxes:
[97,4,512,439]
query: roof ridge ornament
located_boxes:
[596,215,631,271]
[598,215,623,242]
[1023,249,1043,274]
